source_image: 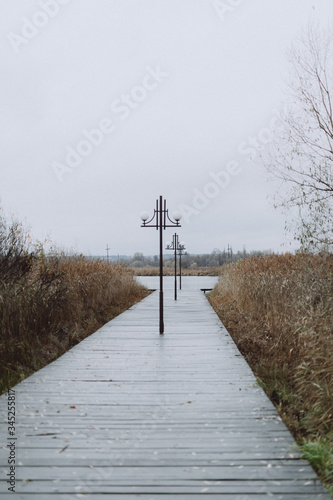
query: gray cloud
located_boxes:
[0,0,332,255]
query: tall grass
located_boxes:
[0,211,148,394]
[209,253,333,492]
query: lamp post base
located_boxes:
[159,290,164,334]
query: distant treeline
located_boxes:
[95,248,274,269]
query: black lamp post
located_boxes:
[140,196,181,335]
[166,236,186,298]
[166,233,179,301]
[178,242,186,290]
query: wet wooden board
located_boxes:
[0,277,330,498]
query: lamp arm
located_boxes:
[166,210,181,226]
[141,210,158,227]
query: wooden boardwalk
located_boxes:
[0,276,330,499]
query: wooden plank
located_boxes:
[0,277,330,498]
[0,494,329,500]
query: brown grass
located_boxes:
[0,253,148,394]
[209,253,333,491]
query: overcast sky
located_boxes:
[0,0,332,256]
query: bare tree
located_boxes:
[263,25,333,250]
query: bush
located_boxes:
[0,210,148,393]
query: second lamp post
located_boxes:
[166,234,185,301]
[178,241,186,290]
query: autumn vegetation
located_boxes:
[209,253,333,493]
[263,26,333,251]
[0,210,148,394]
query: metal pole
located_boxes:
[140,195,181,335]
[179,250,182,290]
[159,196,164,334]
[174,234,177,301]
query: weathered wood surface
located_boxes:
[0,276,330,498]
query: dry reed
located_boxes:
[0,251,148,393]
[209,253,333,491]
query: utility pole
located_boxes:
[106,244,110,264]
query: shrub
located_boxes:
[0,210,148,393]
